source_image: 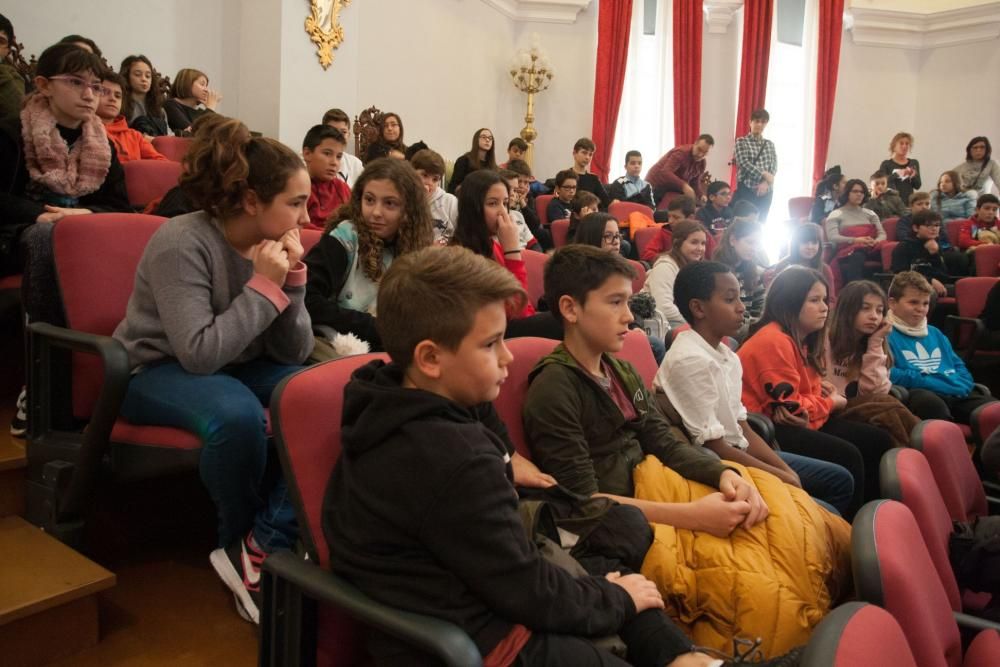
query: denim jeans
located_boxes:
[778,451,854,517]
[120,359,303,551]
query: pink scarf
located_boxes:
[20,92,111,198]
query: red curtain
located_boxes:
[813,0,845,185]
[673,0,704,146]
[591,0,633,183]
[730,0,775,186]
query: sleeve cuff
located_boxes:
[283,261,307,287]
[247,274,291,312]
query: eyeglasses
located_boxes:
[480,135,494,141]
[920,223,942,229]
[559,184,577,191]
[850,189,866,194]
[48,75,104,96]
[602,232,622,243]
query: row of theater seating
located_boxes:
[260,335,1000,666]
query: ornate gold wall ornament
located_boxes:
[305,0,352,70]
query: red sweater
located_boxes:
[645,145,707,198]
[737,321,833,430]
[307,178,351,231]
[491,240,536,318]
[957,214,998,250]
[102,116,167,163]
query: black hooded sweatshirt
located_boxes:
[322,360,636,659]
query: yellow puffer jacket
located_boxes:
[635,456,852,658]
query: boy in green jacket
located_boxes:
[524,245,768,536]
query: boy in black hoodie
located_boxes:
[322,245,759,666]
[890,209,952,297]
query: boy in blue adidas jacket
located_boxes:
[886,271,994,423]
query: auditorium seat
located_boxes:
[151,136,193,162]
[534,194,555,228]
[949,277,1000,361]
[633,226,662,260]
[974,244,1000,278]
[788,196,813,222]
[883,217,899,242]
[123,159,183,209]
[910,419,993,522]
[522,248,548,310]
[800,602,917,667]
[551,218,570,248]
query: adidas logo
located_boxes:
[901,342,941,374]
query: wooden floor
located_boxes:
[1,401,260,666]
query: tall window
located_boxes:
[610,0,673,182]
[760,0,818,262]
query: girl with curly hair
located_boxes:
[304,157,434,352]
[112,116,314,623]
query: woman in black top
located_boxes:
[879,131,921,205]
[448,127,497,193]
[163,68,220,136]
[363,112,405,163]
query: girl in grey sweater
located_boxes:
[112,118,313,625]
[954,136,1000,195]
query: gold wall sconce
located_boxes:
[305,0,352,70]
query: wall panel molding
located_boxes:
[480,0,592,23]
[848,2,1000,49]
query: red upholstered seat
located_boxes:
[883,217,900,242]
[800,602,917,667]
[911,419,988,522]
[0,274,21,291]
[951,277,1000,354]
[495,337,560,458]
[609,200,653,225]
[787,196,813,222]
[522,248,548,310]
[551,218,570,247]
[972,401,1000,450]
[879,448,963,611]
[974,244,1000,277]
[633,226,662,260]
[123,159,183,208]
[151,135,193,162]
[852,500,1000,667]
[534,194,555,228]
[945,219,965,249]
[628,259,646,295]
[618,328,657,388]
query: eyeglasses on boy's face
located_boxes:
[602,232,622,243]
[48,75,105,96]
[559,184,577,191]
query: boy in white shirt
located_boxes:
[657,261,853,515]
[322,107,364,188]
[411,149,458,244]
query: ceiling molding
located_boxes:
[703,0,744,34]
[480,0,592,24]
[849,2,1000,49]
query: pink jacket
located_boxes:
[825,335,891,397]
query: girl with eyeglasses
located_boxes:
[824,178,885,285]
[1,42,130,438]
[448,128,497,194]
[953,136,999,195]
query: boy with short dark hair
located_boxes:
[547,169,578,223]
[898,191,969,275]
[96,72,168,163]
[324,245,734,666]
[567,137,610,210]
[695,181,734,232]
[958,193,1000,250]
[890,209,951,296]
[507,158,552,250]
[410,148,457,243]
[302,124,350,230]
[502,137,529,167]
[321,107,363,187]
[895,191,931,241]
[887,271,995,423]
[657,261,853,515]
[499,168,540,251]
[608,150,655,208]
[863,170,905,221]
[524,245,767,533]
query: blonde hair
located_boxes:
[170,68,207,99]
[377,246,526,367]
[888,271,933,300]
[889,132,914,154]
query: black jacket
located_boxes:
[322,361,636,659]
[577,172,611,211]
[607,177,654,209]
[891,237,950,284]
[0,115,129,229]
[303,232,382,348]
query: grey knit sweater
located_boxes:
[113,211,314,374]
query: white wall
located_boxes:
[700,24,741,183]
[828,33,1000,189]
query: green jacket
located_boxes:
[0,62,25,122]
[523,345,728,498]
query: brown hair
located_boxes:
[573,137,596,152]
[667,195,696,217]
[329,158,434,282]
[909,191,931,206]
[753,265,828,374]
[410,148,445,178]
[170,68,207,99]
[119,54,164,117]
[935,170,963,202]
[889,132,914,154]
[377,246,525,367]
[179,117,304,220]
[464,128,497,172]
[322,108,350,125]
[34,42,106,80]
[506,159,533,179]
[888,271,932,300]
[829,280,892,370]
[669,219,707,268]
